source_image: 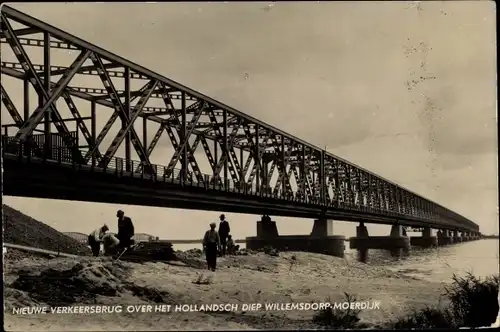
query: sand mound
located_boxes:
[7,260,175,308]
[2,204,91,256]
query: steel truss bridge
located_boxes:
[0,6,479,233]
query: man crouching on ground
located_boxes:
[203,222,220,271]
[88,224,109,257]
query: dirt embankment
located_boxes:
[2,204,91,257]
[3,249,448,331]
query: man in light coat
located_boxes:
[88,224,109,257]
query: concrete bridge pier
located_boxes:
[453,230,462,243]
[437,230,454,245]
[349,223,410,261]
[410,227,438,248]
[245,216,345,257]
[462,231,470,242]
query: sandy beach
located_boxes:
[3,249,450,330]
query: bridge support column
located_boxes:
[453,230,462,243]
[462,231,469,242]
[256,217,279,238]
[410,227,438,248]
[246,216,345,258]
[311,218,334,237]
[438,230,453,246]
[349,223,410,262]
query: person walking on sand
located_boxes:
[88,224,109,257]
[218,214,230,257]
[116,210,135,253]
[203,222,220,271]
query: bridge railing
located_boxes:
[3,139,346,205]
[1,138,477,231]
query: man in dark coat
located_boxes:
[116,210,134,252]
[218,214,230,257]
[203,222,220,271]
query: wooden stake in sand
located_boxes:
[114,247,129,261]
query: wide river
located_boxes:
[174,239,499,283]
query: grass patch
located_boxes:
[313,293,361,329]
[192,273,213,285]
[392,273,499,328]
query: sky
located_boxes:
[2,1,498,239]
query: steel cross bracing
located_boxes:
[0,6,479,232]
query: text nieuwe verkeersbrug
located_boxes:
[12,301,381,315]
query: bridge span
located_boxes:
[0,6,481,257]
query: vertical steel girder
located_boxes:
[124,67,132,169]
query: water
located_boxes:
[174,240,499,283]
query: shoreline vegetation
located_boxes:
[313,273,499,329]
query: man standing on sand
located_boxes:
[203,222,220,271]
[88,224,109,257]
[116,210,135,253]
[218,214,230,257]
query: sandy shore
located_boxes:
[3,250,450,330]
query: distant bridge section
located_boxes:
[1,6,479,233]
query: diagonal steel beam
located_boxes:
[244,126,274,186]
[175,136,202,181]
[207,111,242,183]
[97,79,158,168]
[1,85,24,126]
[83,81,154,162]
[59,91,102,160]
[213,117,244,183]
[272,135,294,194]
[200,136,217,174]
[10,48,91,140]
[3,22,91,142]
[164,101,206,177]
[87,52,152,169]
[159,85,204,181]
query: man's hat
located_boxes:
[219,214,225,219]
[210,222,216,227]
